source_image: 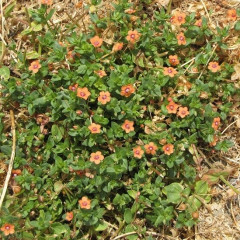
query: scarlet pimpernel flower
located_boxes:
[79,197,91,209]
[144,142,158,155]
[177,107,189,118]
[177,33,186,45]
[169,55,180,66]
[65,212,73,221]
[212,117,220,130]
[162,144,174,155]
[166,101,179,114]
[120,84,135,97]
[122,120,134,133]
[1,223,15,236]
[90,151,104,164]
[163,67,178,77]
[77,87,91,100]
[126,30,141,44]
[208,62,221,72]
[90,36,103,48]
[88,123,101,134]
[98,91,111,104]
[29,60,41,73]
[171,12,186,25]
[133,146,144,159]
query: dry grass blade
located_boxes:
[0,110,16,210]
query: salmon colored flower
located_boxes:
[69,83,78,92]
[90,151,104,164]
[95,70,107,78]
[195,19,202,27]
[208,62,221,73]
[130,16,139,22]
[76,1,83,8]
[29,60,41,73]
[210,136,218,146]
[120,84,135,97]
[212,117,220,130]
[177,33,186,45]
[133,146,144,159]
[90,36,103,48]
[144,142,158,155]
[227,9,237,21]
[166,101,179,114]
[88,123,101,134]
[78,196,91,209]
[177,107,189,118]
[1,223,15,236]
[76,110,83,115]
[163,67,178,77]
[65,212,73,221]
[77,87,91,100]
[122,120,134,133]
[126,30,141,44]
[112,42,123,52]
[162,144,174,155]
[191,67,198,73]
[98,91,111,104]
[66,51,75,62]
[12,169,22,178]
[41,0,53,5]
[169,55,180,66]
[171,12,186,25]
[125,9,136,14]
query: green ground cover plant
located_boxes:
[0,0,240,239]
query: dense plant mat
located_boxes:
[0,0,240,239]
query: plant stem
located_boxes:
[219,175,240,194]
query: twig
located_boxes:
[200,0,212,23]
[221,118,239,134]
[219,175,240,195]
[112,232,137,240]
[0,110,16,210]
[197,45,217,81]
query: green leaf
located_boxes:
[51,125,64,142]
[94,221,108,231]
[51,223,67,235]
[234,21,240,31]
[54,181,63,193]
[4,1,16,18]
[31,22,43,32]
[124,208,133,224]
[195,180,208,195]
[0,66,10,80]
[26,51,40,59]
[46,9,55,21]
[22,232,34,240]
[163,183,184,204]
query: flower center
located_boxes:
[130,34,135,39]
[168,69,172,73]
[180,36,184,41]
[125,88,130,93]
[82,201,88,206]
[212,64,217,68]
[94,41,99,46]
[170,105,174,110]
[149,147,153,150]
[33,64,38,69]
[215,121,219,125]
[125,124,130,129]
[181,111,186,115]
[94,155,99,160]
[166,147,169,151]
[178,16,183,21]
[136,150,139,154]
[80,92,86,97]
[5,226,10,230]
[102,95,107,99]
[92,127,97,131]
